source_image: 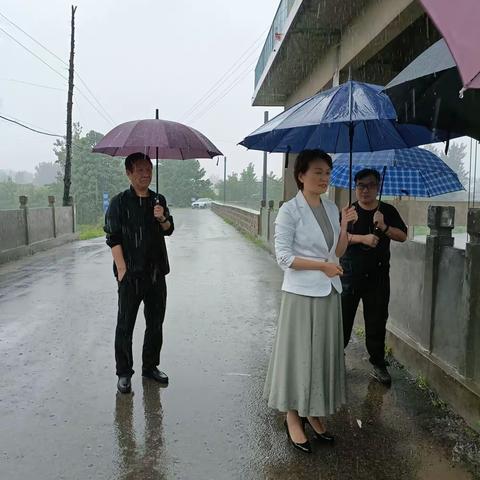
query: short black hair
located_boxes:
[294,149,333,190]
[354,168,380,184]
[125,152,151,172]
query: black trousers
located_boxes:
[115,273,167,377]
[341,269,390,367]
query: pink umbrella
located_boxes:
[420,0,480,92]
[92,111,222,194]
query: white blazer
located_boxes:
[274,190,342,297]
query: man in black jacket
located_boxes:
[104,152,174,394]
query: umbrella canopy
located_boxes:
[240,80,454,204]
[92,118,222,160]
[419,0,480,91]
[331,147,464,197]
[385,39,480,141]
[239,81,452,154]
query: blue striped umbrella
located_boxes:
[331,147,464,197]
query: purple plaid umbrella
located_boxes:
[92,111,222,194]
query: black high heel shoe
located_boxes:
[302,417,335,444]
[284,418,312,453]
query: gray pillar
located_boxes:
[19,195,29,245]
[421,206,455,352]
[267,200,275,242]
[259,200,266,238]
[464,208,480,380]
[48,195,56,238]
[67,196,76,233]
[262,111,269,204]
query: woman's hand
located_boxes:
[323,262,344,277]
[341,205,357,229]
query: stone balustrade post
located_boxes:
[464,208,480,380]
[421,206,455,351]
[19,195,29,245]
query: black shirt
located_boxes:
[104,186,174,278]
[341,201,407,274]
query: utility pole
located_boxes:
[63,5,77,206]
[262,111,269,204]
[223,156,227,203]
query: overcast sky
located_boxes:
[0,0,283,180]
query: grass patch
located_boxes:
[78,224,104,240]
[415,374,429,391]
[413,225,467,236]
[221,217,270,251]
[353,326,365,338]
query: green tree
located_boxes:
[14,171,34,184]
[33,162,60,186]
[0,178,19,209]
[266,171,283,202]
[157,159,214,207]
[239,163,258,200]
[54,123,128,224]
[0,179,64,209]
[216,163,284,208]
[424,143,469,187]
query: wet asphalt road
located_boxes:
[0,209,478,480]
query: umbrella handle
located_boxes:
[348,124,354,206]
[284,146,291,169]
[373,166,387,237]
[378,166,387,204]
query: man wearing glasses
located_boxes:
[341,168,407,385]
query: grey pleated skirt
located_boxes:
[263,290,346,417]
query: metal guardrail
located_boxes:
[254,0,297,89]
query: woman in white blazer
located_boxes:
[263,150,357,453]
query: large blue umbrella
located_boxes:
[240,81,455,203]
[331,147,464,197]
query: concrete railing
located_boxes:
[0,195,78,265]
[211,202,260,238]
[387,206,480,430]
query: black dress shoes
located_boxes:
[371,364,392,386]
[117,376,131,394]
[142,368,169,385]
[284,419,312,453]
[303,418,335,443]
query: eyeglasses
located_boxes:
[355,182,378,191]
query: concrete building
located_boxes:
[253,0,443,202]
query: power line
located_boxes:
[182,28,268,121]
[74,72,115,124]
[0,26,68,80]
[0,10,115,124]
[0,114,64,137]
[0,25,113,126]
[189,59,257,124]
[0,11,66,64]
[0,77,65,91]
[182,0,292,123]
